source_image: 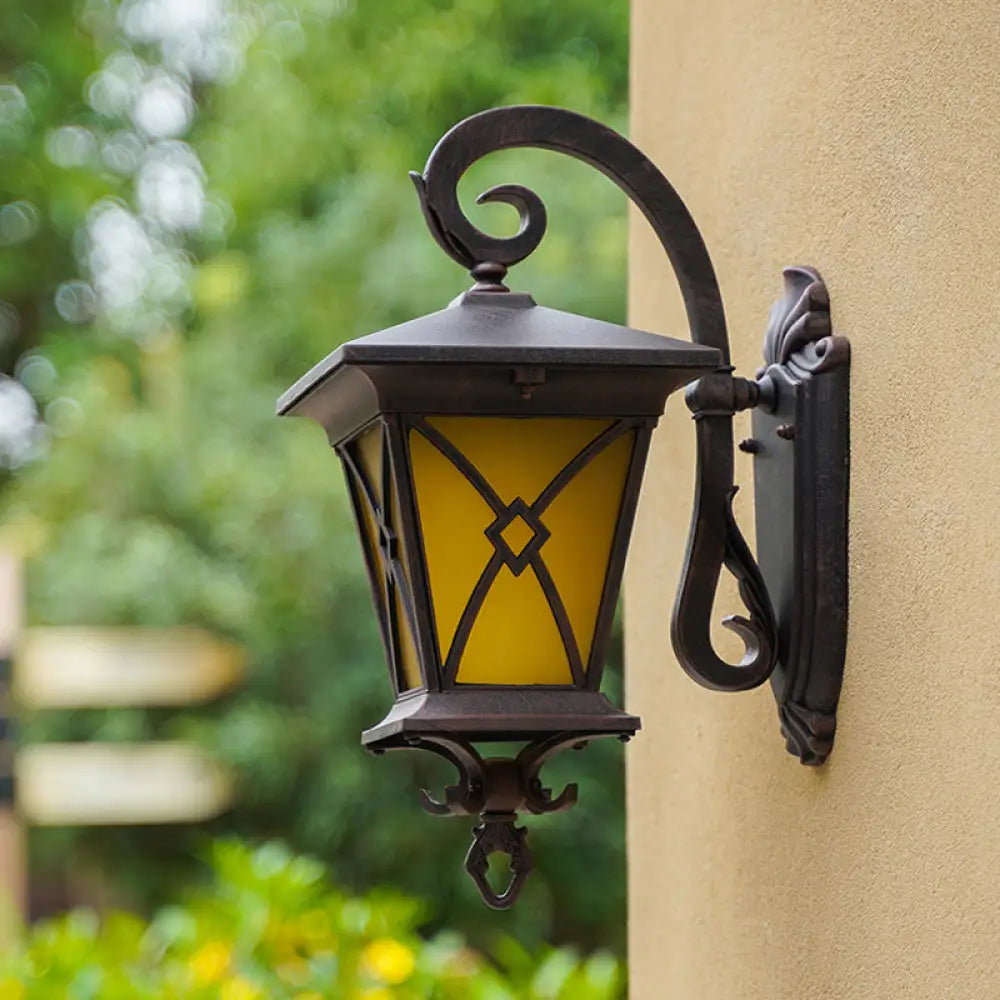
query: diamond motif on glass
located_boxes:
[484,497,551,577]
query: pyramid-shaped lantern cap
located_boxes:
[278,288,721,751]
[277,290,721,437]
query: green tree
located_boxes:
[1,0,631,953]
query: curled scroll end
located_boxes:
[474,183,548,249]
[408,169,426,200]
[721,614,771,672]
[764,265,831,367]
[419,779,486,817]
[722,486,778,691]
[720,487,779,688]
[419,787,454,817]
[409,169,476,269]
[524,781,578,816]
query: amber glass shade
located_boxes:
[337,413,647,696]
[409,416,636,686]
[341,423,423,692]
[280,289,721,744]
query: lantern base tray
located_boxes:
[361,688,640,750]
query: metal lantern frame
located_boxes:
[278,105,851,908]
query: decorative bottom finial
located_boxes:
[386,734,588,907]
[465,813,533,909]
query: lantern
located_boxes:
[278,106,851,907]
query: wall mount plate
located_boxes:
[750,267,850,765]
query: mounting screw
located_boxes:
[738,438,760,454]
[776,423,796,440]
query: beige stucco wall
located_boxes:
[626,3,1000,998]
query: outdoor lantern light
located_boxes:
[278,106,850,908]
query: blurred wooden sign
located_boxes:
[15,628,245,708]
[16,742,233,826]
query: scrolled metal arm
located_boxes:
[672,374,777,690]
[412,104,778,691]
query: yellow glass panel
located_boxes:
[393,588,423,691]
[350,423,423,691]
[352,473,389,642]
[425,416,611,503]
[408,428,496,661]
[354,423,383,505]
[409,416,630,686]
[541,429,634,667]
[457,563,572,684]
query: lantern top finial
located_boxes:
[468,261,509,293]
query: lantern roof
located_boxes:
[277,290,721,417]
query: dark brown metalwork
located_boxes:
[412,106,730,360]
[278,104,852,908]
[384,414,443,691]
[410,104,777,692]
[342,429,405,691]
[408,415,639,688]
[340,422,434,696]
[675,375,778,690]
[385,732,590,908]
[465,816,532,910]
[752,267,850,764]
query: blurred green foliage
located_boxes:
[1,0,630,954]
[0,839,625,998]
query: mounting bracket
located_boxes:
[749,266,850,764]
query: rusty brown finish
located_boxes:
[383,732,602,908]
[279,106,852,908]
[752,267,850,764]
[411,105,731,362]
[411,105,787,699]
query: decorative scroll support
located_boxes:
[411,104,777,693]
[408,106,850,772]
[750,266,850,764]
[388,734,587,908]
[673,373,779,690]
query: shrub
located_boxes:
[0,841,624,999]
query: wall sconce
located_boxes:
[278,106,850,908]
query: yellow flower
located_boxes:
[220,976,262,1000]
[360,990,394,1000]
[360,938,416,985]
[188,940,232,985]
[0,979,25,1000]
